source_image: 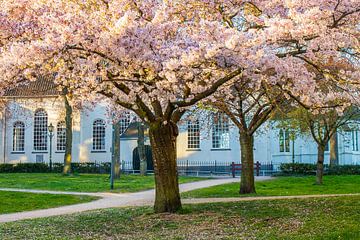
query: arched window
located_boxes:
[34,109,48,151]
[188,120,200,149]
[13,121,25,152]
[279,129,290,152]
[212,114,230,149]
[93,119,105,150]
[57,121,66,151]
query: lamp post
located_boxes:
[48,123,54,172]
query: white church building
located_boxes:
[1,78,360,170]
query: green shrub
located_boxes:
[327,165,360,175]
[279,163,360,175]
[0,163,49,173]
[0,162,111,173]
[280,163,317,175]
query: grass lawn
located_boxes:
[0,173,204,193]
[0,191,97,214]
[1,196,359,239]
[182,175,360,198]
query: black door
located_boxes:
[132,145,154,171]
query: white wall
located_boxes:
[2,97,360,166]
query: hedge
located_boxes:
[0,162,111,174]
[0,163,50,173]
[279,163,360,175]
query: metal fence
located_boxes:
[176,160,280,177]
[120,160,281,176]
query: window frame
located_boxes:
[92,119,106,151]
[56,121,66,152]
[33,109,48,152]
[352,130,359,151]
[187,120,200,150]
[279,129,291,153]
[12,121,25,152]
[212,114,230,149]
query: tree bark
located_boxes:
[62,94,73,175]
[329,132,339,167]
[239,131,256,194]
[138,122,147,176]
[316,144,325,185]
[113,121,121,179]
[149,121,181,213]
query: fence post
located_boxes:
[231,162,235,178]
[256,161,260,176]
[186,159,189,176]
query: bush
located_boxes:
[327,165,360,175]
[0,162,111,174]
[280,163,317,175]
[0,163,50,173]
[279,163,360,175]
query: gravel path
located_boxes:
[1,177,267,223]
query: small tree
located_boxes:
[278,107,360,185]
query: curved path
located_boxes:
[0,177,261,223]
[4,177,358,223]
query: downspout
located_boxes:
[3,106,7,163]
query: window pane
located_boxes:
[13,122,25,152]
[285,130,290,152]
[188,120,200,149]
[279,129,284,152]
[56,121,66,151]
[212,114,229,149]
[34,109,48,151]
[93,119,105,150]
[119,113,131,135]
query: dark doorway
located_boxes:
[132,145,154,171]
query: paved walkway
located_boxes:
[0,177,261,223]
[4,177,358,223]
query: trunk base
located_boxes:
[239,132,256,194]
[150,121,181,213]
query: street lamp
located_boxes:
[48,123,54,172]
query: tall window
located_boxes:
[352,130,359,151]
[188,120,200,149]
[212,114,230,149]
[57,121,66,151]
[13,121,25,152]
[119,113,131,135]
[34,109,48,151]
[279,129,290,152]
[93,119,105,150]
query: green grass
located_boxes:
[0,173,204,193]
[0,191,97,214]
[1,196,359,239]
[182,175,360,198]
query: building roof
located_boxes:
[4,76,61,97]
[120,122,149,139]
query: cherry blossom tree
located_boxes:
[201,0,359,193]
[1,0,359,212]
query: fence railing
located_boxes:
[175,160,279,176]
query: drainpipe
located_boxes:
[3,106,7,163]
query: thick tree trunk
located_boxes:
[239,131,256,194]
[113,121,121,179]
[138,122,147,176]
[63,95,73,175]
[149,121,181,213]
[316,144,325,185]
[329,132,339,167]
